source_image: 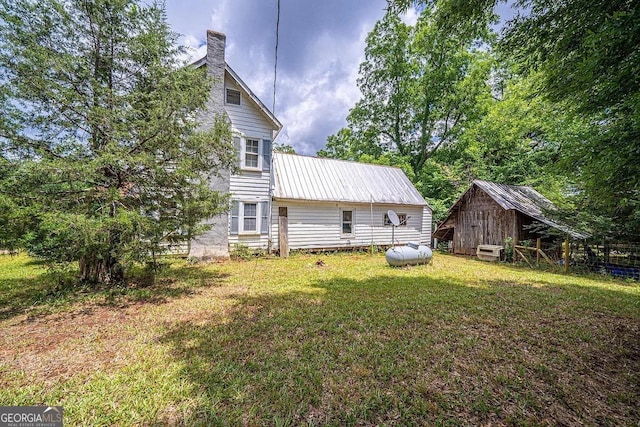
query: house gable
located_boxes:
[224,66,282,138]
[191,56,281,139]
[224,74,276,142]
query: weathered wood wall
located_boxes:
[452,186,519,255]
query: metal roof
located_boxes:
[272,153,429,207]
[473,180,555,216]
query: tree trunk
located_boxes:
[79,254,124,285]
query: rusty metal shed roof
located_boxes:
[272,153,429,207]
[474,180,555,216]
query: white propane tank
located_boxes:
[386,242,433,266]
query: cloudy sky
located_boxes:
[165,1,515,155]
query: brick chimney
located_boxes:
[205,30,226,113]
[189,30,231,260]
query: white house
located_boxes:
[188,30,282,258]
[189,30,432,258]
[271,153,431,254]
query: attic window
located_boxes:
[226,88,241,105]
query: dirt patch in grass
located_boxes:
[3,303,144,387]
[0,262,236,390]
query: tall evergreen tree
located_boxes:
[0,0,235,284]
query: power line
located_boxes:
[273,0,280,114]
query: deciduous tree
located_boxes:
[391,0,640,238]
[322,5,494,177]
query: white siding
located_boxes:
[225,75,275,141]
[225,74,274,251]
[421,205,433,245]
[271,200,430,251]
[229,232,268,251]
[230,171,270,197]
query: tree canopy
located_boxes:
[0,0,235,283]
[322,0,639,238]
[321,7,494,177]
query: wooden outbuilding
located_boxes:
[433,180,586,255]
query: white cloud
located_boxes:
[272,22,371,154]
[166,0,387,154]
[176,34,207,65]
[400,7,420,26]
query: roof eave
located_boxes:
[272,196,428,206]
[190,55,207,69]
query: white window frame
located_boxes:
[236,201,261,235]
[242,202,258,233]
[239,136,263,171]
[244,138,260,169]
[384,213,408,227]
[340,208,354,237]
[225,87,241,105]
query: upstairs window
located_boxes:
[226,88,241,105]
[234,136,271,171]
[245,139,259,168]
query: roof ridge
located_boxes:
[273,152,406,172]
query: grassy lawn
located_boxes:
[0,252,638,426]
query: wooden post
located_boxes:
[536,238,541,266]
[278,207,289,258]
[564,237,570,274]
[514,247,532,267]
[511,210,519,263]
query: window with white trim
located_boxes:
[236,137,271,171]
[243,203,257,232]
[341,209,353,236]
[245,138,259,168]
[230,201,269,235]
[384,213,407,226]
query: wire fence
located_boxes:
[511,238,640,279]
[572,242,640,279]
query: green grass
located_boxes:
[1,252,638,426]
